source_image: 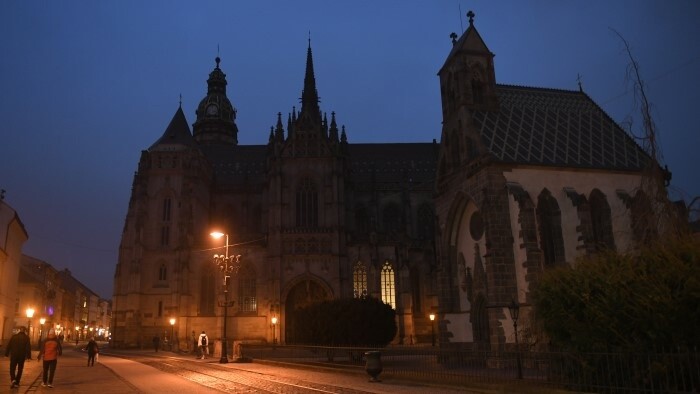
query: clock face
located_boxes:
[206,104,218,116]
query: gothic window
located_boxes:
[589,189,616,251]
[382,203,401,234]
[537,189,566,267]
[471,293,489,344]
[158,263,167,281]
[380,261,396,309]
[199,267,215,316]
[296,178,318,227]
[238,268,257,313]
[416,203,434,240]
[162,198,171,221]
[353,261,367,299]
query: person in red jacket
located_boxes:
[38,329,63,388]
[5,326,32,389]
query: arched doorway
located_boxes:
[284,279,330,344]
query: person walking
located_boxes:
[152,335,160,352]
[5,326,32,389]
[86,337,99,366]
[38,329,62,388]
[198,331,209,359]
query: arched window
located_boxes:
[589,189,616,251]
[471,294,489,344]
[537,189,566,267]
[158,264,167,281]
[238,267,257,313]
[296,178,318,227]
[353,261,367,299]
[380,261,396,309]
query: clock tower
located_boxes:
[193,57,239,145]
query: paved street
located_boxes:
[1,342,480,393]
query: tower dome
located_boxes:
[193,57,239,145]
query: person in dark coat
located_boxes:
[5,327,32,389]
[86,337,99,366]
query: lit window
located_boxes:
[238,269,257,313]
[381,261,396,309]
[353,262,367,298]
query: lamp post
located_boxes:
[26,308,35,345]
[39,318,46,343]
[211,231,242,364]
[429,313,436,347]
[271,317,278,348]
[169,318,176,351]
[508,299,523,379]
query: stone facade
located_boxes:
[113,17,664,352]
[112,46,439,349]
[0,199,28,347]
[433,16,659,351]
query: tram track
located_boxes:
[120,353,371,393]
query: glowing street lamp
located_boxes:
[169,318,176,351]
[271,316,278,348]
[211,231,242,364]
[39,317,46,342]
[429,313,436,347]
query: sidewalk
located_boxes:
[2,343,219,393]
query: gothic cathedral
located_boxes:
[113,15,659,351]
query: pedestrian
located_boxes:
[192,331,198,357]
[198,331,209,359]
[5,326,32,389]
[152,335,160,352]
[86,337,99,366]
[38,329,63,388]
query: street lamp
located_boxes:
[271,316,278,348]
[508,299,523,379]
[26,308,34,342]
[211,231,242,364]
[39,318,46,343]
[169,318,176,351]
[429,313,436,347]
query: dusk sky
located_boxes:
[2,1,698,299]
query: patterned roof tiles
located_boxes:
[472,85,650,170]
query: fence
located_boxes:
[240,344,700,393]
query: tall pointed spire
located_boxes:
[300,36,320,118]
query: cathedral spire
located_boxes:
[300,37,321,119]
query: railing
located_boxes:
[240,344,700,393]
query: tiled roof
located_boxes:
[472,85,649,170]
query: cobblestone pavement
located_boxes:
[1,343,557,393]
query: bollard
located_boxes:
[364,351,382,382]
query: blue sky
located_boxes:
[1,1,698,298]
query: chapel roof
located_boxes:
[472,84,650,170]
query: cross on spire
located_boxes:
[467,10,475,25]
